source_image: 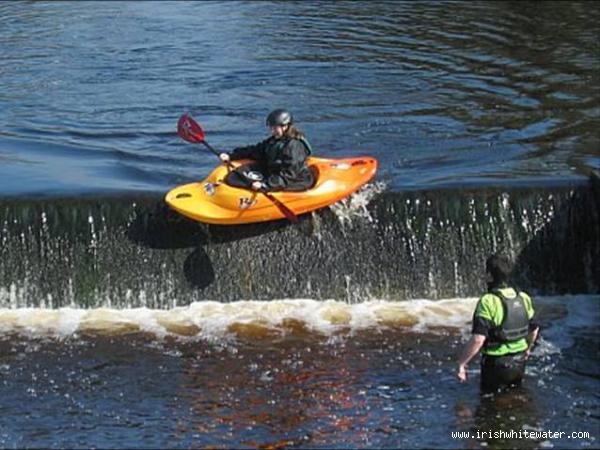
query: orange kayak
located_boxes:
[165,156,378,225]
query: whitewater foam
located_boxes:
[0,295,595,342]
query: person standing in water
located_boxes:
[219,109,314,192]
[457,254,540,391]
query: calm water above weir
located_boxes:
[0,1,598,195]
[0,1,599,448]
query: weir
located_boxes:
[1,174,598,308]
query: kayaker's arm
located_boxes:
[229,139,270,161]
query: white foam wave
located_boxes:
[329,181,387,226]
[1,295,596,342]
[0,297,477,340]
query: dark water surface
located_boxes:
[1,1,599,195]
[0,296,598,449]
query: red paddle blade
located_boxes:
[177,114,205,143]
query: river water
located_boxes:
[1,1,598,195]
[0,296,598,449]
[0,1,598,448]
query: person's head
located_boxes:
[266,108,303,140]
[485,253,512,287]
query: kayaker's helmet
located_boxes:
[266,109,293,127]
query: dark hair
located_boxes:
[284,124,305,140]
[486,253,512,284]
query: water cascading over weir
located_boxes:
[1,174,598,309]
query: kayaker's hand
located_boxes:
[251,181,263,191]
[219,153,230,163]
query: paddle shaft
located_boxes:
[198,139,221,160]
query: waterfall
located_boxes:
[1,174,598,308]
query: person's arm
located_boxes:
[457,334,486,382]
[229,139,269,161]
[525,325,540,359]
[457,295,495,382]
[523,293,540,359]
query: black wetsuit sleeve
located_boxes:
[230,139,269,161]
[472,315,493,338]
[529,318,540,332]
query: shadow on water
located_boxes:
[181,214,321,290]
[126,200,307,291]
[126,200,300,249]
[126,202,208,249]
[182,248,215,290]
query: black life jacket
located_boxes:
[488,289,530,345]
[298,137,312,156]
[264,137,311,166]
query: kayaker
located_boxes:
[219,109,314,191]
[456,253,540,391]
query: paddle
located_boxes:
[177,114,299,223]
